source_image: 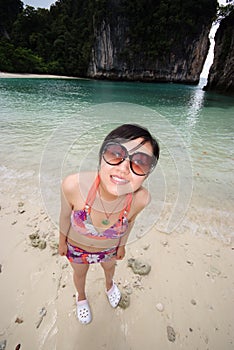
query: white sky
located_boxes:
[24,0,230,9]
[23,0,230,9]
[23,1,55,9]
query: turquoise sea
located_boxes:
[0,77,233,242]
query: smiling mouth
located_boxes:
[110,175,129,185]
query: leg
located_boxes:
[70,262,89,301]
[101,259,121,308]
[100,259,116,291]
[70,262,92,324]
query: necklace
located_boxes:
[98,190,125,225]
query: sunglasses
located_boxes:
[102,141,157,176]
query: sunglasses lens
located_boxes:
[131,153,153,175]
[103,143,126,165]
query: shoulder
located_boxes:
[61,171,97,200]
[134,186,151,206]
[61,173,79,194]
[129,186,151,220]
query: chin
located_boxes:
[112,183,134,197]
[102,181,130,197]
[117,184,134,196]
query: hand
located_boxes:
[116,245,125,260]
[58,242,68,256]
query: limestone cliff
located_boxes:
[88,21,211,84]
[205,10,234,93]
[87,1,216,84]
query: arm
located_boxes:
[58,179,73,256]
[116,219,135,260]
[116,188,151,260]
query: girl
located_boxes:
[58,124,159,324]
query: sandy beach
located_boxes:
[0,72,80,79]
[0,193,233,350]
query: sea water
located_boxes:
[0,78,233,242]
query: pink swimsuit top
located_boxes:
[70,175,132,240]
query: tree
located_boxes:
[0,0,23,38]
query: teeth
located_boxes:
[111,175,128,184]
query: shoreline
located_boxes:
[0,72,82,79]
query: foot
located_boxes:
[76,293,92,324]
[106,281,121,308]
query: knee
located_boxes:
[100,261,116,272]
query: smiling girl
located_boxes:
[58,124,160,324]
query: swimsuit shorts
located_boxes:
[66,242,117,264]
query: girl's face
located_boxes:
[98,138,154,198]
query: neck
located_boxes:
[98,186,117,202]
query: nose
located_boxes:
[117,158,130,174]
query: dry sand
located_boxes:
[0,195,233,350]
[0,72,80,79]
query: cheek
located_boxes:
[98,162,114,186]
[131,177,145,191]
[99,161,111,175]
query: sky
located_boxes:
[23,0,230,9]
[24,0,230,9]
[23,1,55,9]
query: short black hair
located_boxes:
[99,123,160,166]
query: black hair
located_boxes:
[99,123,160,167]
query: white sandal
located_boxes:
[106,281,121,308]
[76,294,92,324]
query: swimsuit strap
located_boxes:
[85,175,100,213]
[84,174,132,218]
[118,193,132,221]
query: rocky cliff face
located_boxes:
[205,10,234,93]
[87,2,215,84]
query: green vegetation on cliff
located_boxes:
[0,0,219,77]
